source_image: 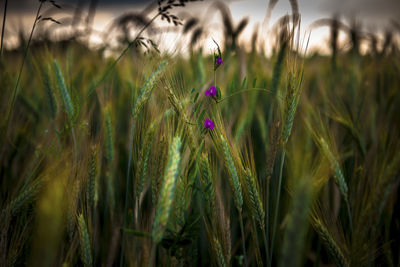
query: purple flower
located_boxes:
[204,118,215,130]
[209,86,217,97]
[204,86,217,98]
[216,57,223,66]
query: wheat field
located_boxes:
[0,0,399,266]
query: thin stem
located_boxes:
[214,68,216,87]
[346,199,353,234]
[71,125,78,162]
[239,211,248,267]
[0,0,8,57]
[269,149,285,267]
[262,228,269,265]
[4,1,43,136]
[265,174,270,262]
[120,118,135,267]
[86,13,160,101]
[252,220,262,266]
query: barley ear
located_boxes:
[213,236,227,267]
[77,214,93,267]
[221,134,243,212]
[136,123,157,198]
[53,60,74,119]
[319,138,348,200]
[313,219,348,267]
[152,136,182,244]
[1,178,43,220]
[104,105,114,164]
[243,169,265,230]
[199,153,217,220]
[132,61,167,118]
[87,146,98,210]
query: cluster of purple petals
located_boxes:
[204,118,215,130]
[204,85,217,97]
[216,57,223,66]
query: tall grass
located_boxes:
[0,2,399,266]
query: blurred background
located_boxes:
[2,0,400,55]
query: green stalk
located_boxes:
[0,0,8,57]
[262,228,269,265]
[269,149,285,267]
[346,200,353,234]
[252,220,262,265]
[239,211,248,267]
[265,177,270,263]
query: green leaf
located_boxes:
[241,76,247,89]
[252,77,257,88]
[217,86,222,100]
[230,80,235,93]
[193,92,199,103]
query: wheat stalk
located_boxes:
[319,137,348,200]
[132,61,167,118]
[1,178,43,220]
[213,236,227,267]
[104,105,114,164]
[53,60,74,119]
[199,153,217,220]
[152,136,182,244]
[243,169,264,230]
[121,61,167,266]
[220,134,247,266]
[87,146,98,210]
[220,134,243,212]
[313,219,348,267]
[136,123,157,198]
[78,214,93,267]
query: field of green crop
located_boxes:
[1,0,399,266]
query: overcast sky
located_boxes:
[6,0,399,23]
[2,0,399,53]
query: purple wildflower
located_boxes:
[216,57,223,66]
[205,86,217,98]
[204,118,215,130]
[209,86,217,97]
